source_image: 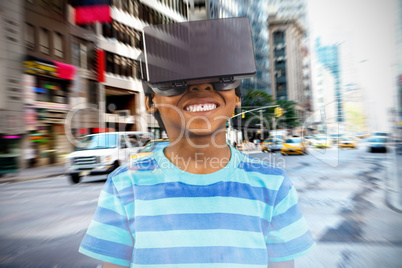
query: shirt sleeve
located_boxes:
[79,174,134,267]
[266,172,316,262]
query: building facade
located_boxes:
[23,0,78,166]
[268,17,306,120]
[0,0,190,170]
[343,83,367,133]
[310,58,337,134]
[68,0,189,142]
[0,1,25,172]
[395,0,402,139]
[268,0,312,115]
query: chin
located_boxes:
[185,129,216,137]
[185,126,226,138]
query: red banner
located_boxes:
[97,49,105,82]
[74,5,112,24]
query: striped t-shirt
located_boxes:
[79,145,315,267]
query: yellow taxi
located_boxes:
[338,136,358,149]
[312,136,332,148]
[130,139,169,160]
[303,136,314,146]
[281,137,307,155]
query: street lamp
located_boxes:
[227,104,279,144]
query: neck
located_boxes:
[164,133,231,174]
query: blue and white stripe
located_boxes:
[79,146,315,266]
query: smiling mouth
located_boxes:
[184,103,218,112]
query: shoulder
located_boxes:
[107,152,159,188]
[234,150,288,190]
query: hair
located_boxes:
[146,86,241,133]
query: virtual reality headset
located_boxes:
[142,17,256,96]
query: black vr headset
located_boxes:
[141,17,256,96]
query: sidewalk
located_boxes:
[0,163,66,184]
[386,149,402,213]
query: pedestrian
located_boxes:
[25,143,36,168]
[79,18,315,268]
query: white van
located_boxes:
[65,131,153,183]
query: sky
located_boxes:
[307,0,399,132]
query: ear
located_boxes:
[235,95,241,108]
[145,95,158,114]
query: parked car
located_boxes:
[303,136,314,146]
[367,136,388,153]
[130,139,169,160]
[65,131,153,183]
[261,137,284,153]
[356,132,370,139]
[329,133,344,144]
[395,139,402,154]
[373,132,388,137]
[312,136,332,148]
[281,137,307,155]
[338,136,358,149]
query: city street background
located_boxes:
[0,0,401,267]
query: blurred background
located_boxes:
[0,0,401,267]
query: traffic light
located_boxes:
[274,107,284,117]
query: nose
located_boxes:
[187,83,214,92]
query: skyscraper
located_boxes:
[315,38,343,122]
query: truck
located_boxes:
[65,131,153,183]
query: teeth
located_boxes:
[185,104,217,112]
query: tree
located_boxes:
[238,89,275,126]
[233,89,300,136]
[242,89,274,107]
[275,99,300,129]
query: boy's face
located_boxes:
[146,83,241,138]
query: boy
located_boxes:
[79,18,315,267]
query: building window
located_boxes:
[113,0,121,10]
[39,28,50,54]
[72,42,80,67]
[114,54,121,75]
[133,60,141,79]
[52,0,63,13]
[80,44,87,69]
[133,0,139,18]
[113,22,120,40]
[54,32,64,58]
[128,0,134,15]
[135,30,142,49]
[106,52,114,73]
[40,0,50,8]
[127,27,134,46]
[122,25,130,44]
[37,78,66,104]
[88,81,98,105]
[25,23,35,50]
[122,0,128,11]
[102,23,114,38]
